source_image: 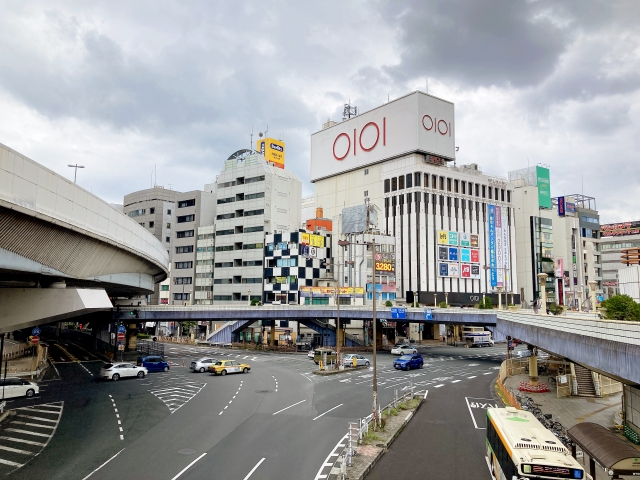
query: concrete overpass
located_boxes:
[0,143,169,332]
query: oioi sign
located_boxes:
[311,91,455,182]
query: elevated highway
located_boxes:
[0,143,169,332]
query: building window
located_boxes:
[364,190,368,197]
[174,261,193,269]
[165,236,170,242]
[439,176,445,190]
[197,246,215,253]
[244,226,264,233]
[214,262,234,268]
[482,185,486,198]
[364,168,369,175]
[213,295,233,301]
[245,175,265,184]
[243,260,263,266]
[241,278,262,284]
[245,192,265,200]
[173,277,192,285]
[197,259,214,265]
[488,186,492,199]
[384,179,390,193]
[139,222,145,227]
[507,190,511,203]
[161,285,169,291]
[149,221,155,228]
[128,209,146,218]
[447,178,452,192]
[217,197,235,204]
[216,229,235,236]
[149,207,155,214]
[406,174,412,188]
[177,230,194,238]
[167,209,172,215]
[399,176,405,189]
[175,245,194,254]
[219,180,236,188]
[217,213,235,220]
[178,199,196,208]
[177,214,195,223]
[424,173,429,188]
[242,243,264,250]
[454,180,459,193]
[214,278,233,284]
[461,182,466,195]
[391,177,397,191]
[173,293,190,301]
[414,172,421,187]
[244,209,264,217]
[215,245,233,252]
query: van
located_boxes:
[137,355,170,372]
[313,348,337,365]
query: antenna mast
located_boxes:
[343,100,358,121]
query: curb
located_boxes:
[351,395,426,480]
[312,366,369,376]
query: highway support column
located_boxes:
[270,320,276,347]
[528,351,539,387]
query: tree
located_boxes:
[600,294,640,321]
[478,297,493,309]
[181,321,198,336]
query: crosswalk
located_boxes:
[146,374,206,413]
[0,402,63,475]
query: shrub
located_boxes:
[385,300,393,307]
[600,294,640,321]
[548,303,564,316]
[251,298,262,306]
[439,301,448,308]
[478,297,493,309]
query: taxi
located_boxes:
[208,359,251,376]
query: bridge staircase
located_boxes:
[300,318,364,347]
[207,320,253,344]
[573,363,597,397]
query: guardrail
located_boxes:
[2,343,33,361]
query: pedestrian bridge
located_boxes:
[0,143,169,332]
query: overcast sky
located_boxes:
[1,1,639,222]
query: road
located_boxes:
[1,340,513,479]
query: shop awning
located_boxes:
[567,422,640,477]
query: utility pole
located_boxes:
[67,164,85,184]
[372,236,378,426]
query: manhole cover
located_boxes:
[178,449,196,455]
[255,390,272,394]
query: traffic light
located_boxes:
[129,309,139,318]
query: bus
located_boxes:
[486,407,586,480]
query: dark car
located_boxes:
[393,354,424,371]
[137,355,170,372]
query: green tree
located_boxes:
[478,297,493,309]
[181,321,197,335]
[600,294,640,321]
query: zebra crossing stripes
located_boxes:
[149,382,206,413]
[0,402,63,475]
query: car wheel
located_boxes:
[221,370,227,376]
[199,367,205,373]
[420,362,424,369]
[243,367,249,373]
[406,364,411,371]
[164,366,169,372]
[26,388,35,398]
[365,361,370,367]
[112,373,120,381]
[137,371,145,378]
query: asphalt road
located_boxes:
[1,340,513,479]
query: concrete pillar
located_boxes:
[528,354,539,387]
[537,273,548,314]
[434,294,437,307]
[270,320,276,347]
[497,287,503,310]
[589,280,598,314]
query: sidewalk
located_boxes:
[503,374,639,479]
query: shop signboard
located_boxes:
[557,196,566,217]
[495,205,504,287]
[448,247,458,262]
[488,205,497,287]
[536,166,552,209]
[448,231,458,246]
[460,232,471,247]
[256,137,285,169]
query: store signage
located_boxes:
[256,137,285,169]
[488,205,497,287]
[438,262,460,278]
[375,261,395,272]
[536,166,552,209]
[601,221,640,237]
[558,196,566,217]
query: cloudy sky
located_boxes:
[1,1,639,222]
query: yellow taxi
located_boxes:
[208,359,251,376]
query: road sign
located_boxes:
[32,327,41,336]
[390,308,406,319]
[118,345,124,351]
[117,333,125,341]
[117,325,126,333]
[424,308,433,320]
[31,336,40,344]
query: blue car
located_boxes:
[137,355,170,372]
[393,354,424,371]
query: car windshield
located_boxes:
[398,355,412,361]
[214,361,223,366]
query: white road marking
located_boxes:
[170,452,207,480]
[314,433,348,480]
[242,457,266,480]
[468,376,477,379]
[0,444,32,455]
[434,384,444,388]
[272,399,306,415]
[313,404,343,421]
[451,380,461,383]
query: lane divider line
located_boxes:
[272,399,306,416]
[242,457,266,480]
[170,452,207,480]
[313,404,343,421]
[81,448,125,480]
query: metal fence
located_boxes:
[136,340,165,357]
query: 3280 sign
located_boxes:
[375,262,395,272]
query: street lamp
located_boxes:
[68,164,85,184]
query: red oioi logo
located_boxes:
[333,118,386,161]
[422,115,451,136]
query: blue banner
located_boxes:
[488,204,497,287]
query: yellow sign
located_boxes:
[309,234,325,248]
[256,138,285,169]
[438,230,449,245]
[300,286,364,295]
[301,233,310,244]
[375,261,394,273]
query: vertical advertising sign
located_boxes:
[536,166,552,209]
[557,196,566,217]
[488,205,497,287]
[502,207,510,287]
[495,205,504,287]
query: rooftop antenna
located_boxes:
[343,99,357,121]
[250,125,254,151]
[265,124,269,139]
[426,78,429,94]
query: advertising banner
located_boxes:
[375,252,396,274]
[309,234,325,247]
[601,221,640,237]
[566,202,576,215]
[439,263,449,277]
[557,196,565,217]
[471,249,480,263]
[438,246,448,260]
[448,231,458,246]
[256,138,285,169]
[438,263,459,278]
[438,230,449,245]
[495,205,504,287]
[460,232,470,247]
[536,166,552,209]
[461,264,481,279]
[555,258,564,278]
[300,233,310,244]
[461,248,471,263]
[502,207,510,286]
[448,247,458,261]
[448,263,459,277]
[470,234,479,247]
[488,204,497,287]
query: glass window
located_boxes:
[217,197,235,204]
[175,245,194,254]
[384,179,390,193]
[245,192,265,200]
[177,214,195,223]
[447,178,451,191]
[128,209,146,218]
[177,230,194,238]
[391,177,397,191]
[178,199,196,208]
[245,175,265,184]
[482,185,486,198]
[244,209,264,217]
[439,177,445,190]
[244,226,264,233]
[174,261,193,269]
[399,176,404,189]
[414,172,421,187]
[406,174,412,188]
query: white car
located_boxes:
[391,344,417,355]
[343,354,371,367]
[190,358,218,373]
[100,363,148,381]
[0,378,39,398]
[307,349,315,359]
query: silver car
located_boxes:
[190,357,217,373]
[100,362,148,381]
[343,354,371,367]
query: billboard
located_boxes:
[375,251,396,274]
[557,196,565,217]
[601,221,640,237]
[438,262,459,278]
[488,205,497,287]
[460,264,481,279]
[310,91,455,182]
[256,138,285,169]
[536,166,551,209]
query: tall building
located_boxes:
[311,91,518,305]
[169,190,216,305]
[600,221,640,298]
[123,186,179,303]
[211,152,302,303]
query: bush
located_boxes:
[548,303,564,316]
[385,300,393,307]
[478,297,493,309]
[439,301,448,308]
[251,298,262,306]
[600,294,640,321]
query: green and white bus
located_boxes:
[486,407,586,480]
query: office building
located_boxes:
[600,221,640,298]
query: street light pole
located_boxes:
[371,236,378,425]
[67,164,85,184]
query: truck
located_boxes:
[463,326,494,348]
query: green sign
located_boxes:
[536,166,551,209]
